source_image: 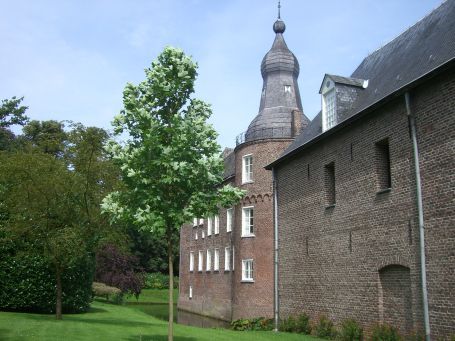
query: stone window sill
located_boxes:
[241,234,255,238]
[376,188,392,195]
[241,280,254,283]
[325,204,336,210]
[241,180,254,185]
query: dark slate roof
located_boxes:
[223,148,235,180]
[319,74,366,93]
[260,30,300,77]
[271,0,455,167]
[240,18,306,144]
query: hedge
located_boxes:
[0,248,94,314]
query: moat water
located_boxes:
[128,303,230,329]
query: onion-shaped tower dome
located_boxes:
[244,17,306,143]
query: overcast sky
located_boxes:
[0,0,444,148]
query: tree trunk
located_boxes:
[167,228,174,341]
[56,265,63,320]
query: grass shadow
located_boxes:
[20,314,162,328]
[0,329,11,339]
[125,335,197,341]
[87,307,108,313]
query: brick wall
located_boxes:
[179,138,295,321]
[274,69,455,339]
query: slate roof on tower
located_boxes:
[237,16,309,145]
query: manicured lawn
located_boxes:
[0,301,323,341]
[0,289,324,340]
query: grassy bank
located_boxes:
[125,288,178,304]
[0,300,323,341]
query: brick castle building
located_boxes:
[266,1,454,339]
[179,1,454,339]
[178,14,308,321]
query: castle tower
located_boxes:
[245,17,304,142]
[178,8,308,322]
[231,13,308,320]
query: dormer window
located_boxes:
[321,79,336,131]
[320,74,368,132]
[323,89,337,130]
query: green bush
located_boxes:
[231,317,274,331]
[144,272,178,289]
[314,315,337,339]
[280,316,297,332]
[338,319,363,341]
[279,314,312,334]
[0,243,94,313]
[370,323,402,341]
[296,313,312,334]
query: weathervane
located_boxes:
[278,0,281,19]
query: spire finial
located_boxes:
[273,1,285,34]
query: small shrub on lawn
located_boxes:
[314,315,337,339]
[338,319,363,341]
[296,313,312,334]
[92,282,123,304]
[280,316,297,332]
[144,272,179,289]
[279,313,311,334]
[231,317,273,331]
[370,323,402,341]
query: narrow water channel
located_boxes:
[128,303,230,329]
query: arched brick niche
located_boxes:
[378,264,413,334]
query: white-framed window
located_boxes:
[202,230,205,239]
[195,231,198,240]
[242,154,253,183]
[189,252,194,272]
[207,217,212,236]
[226,208,233,232]
[206,249,211,271]
[242,206,254,237]
[193,218,198,227]
[322,81,337,131]
[214,215,219,234]
[242,259,254,281]
[199,218,204,225]
[284,85,291,93]
[214,248,219,271]
[198,250,203,271]
[224,247,231,271]
[189,285,193,299]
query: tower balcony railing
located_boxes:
[236,126,292,146]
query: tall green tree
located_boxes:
[0,122,121,319]
[102,46,244,340]
[0,96,28,151]
[0,152,87,319]
[0,96,28,128]
[22,120,67,156]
